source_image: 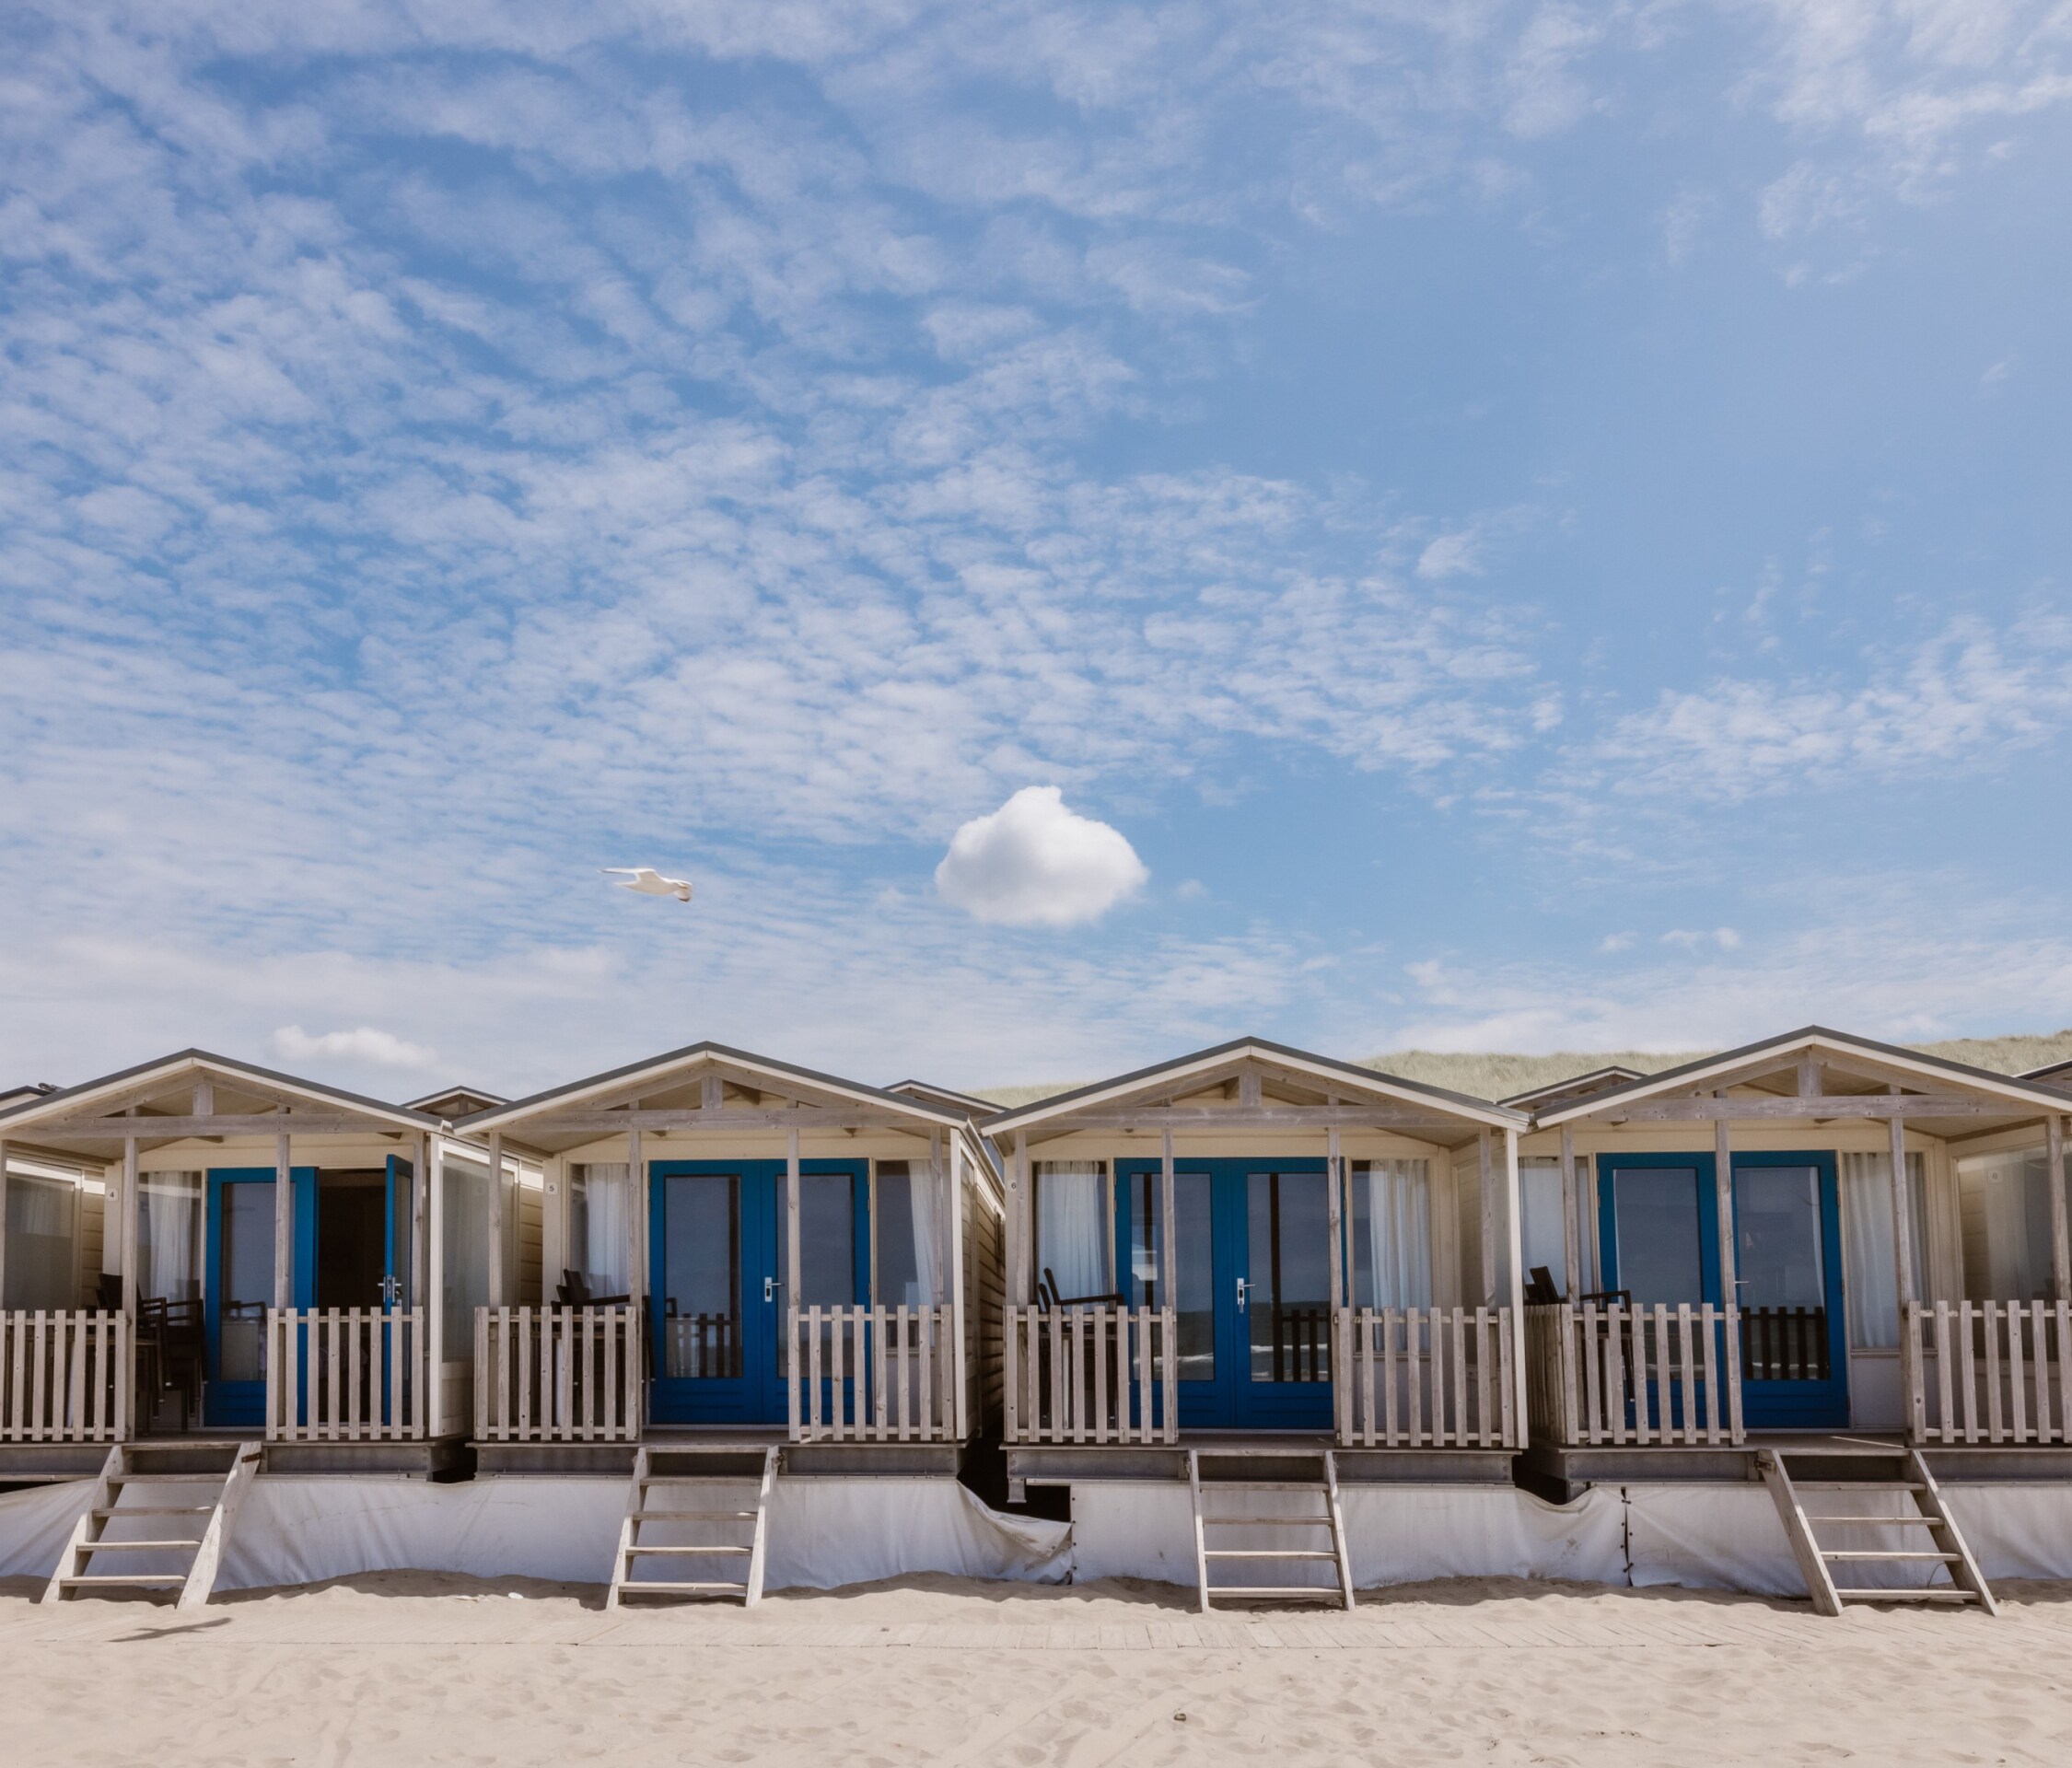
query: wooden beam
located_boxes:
[1028,1106,1490,1134]
[1504,1127,1529,1433]
[701,1076,724,1112]
[273,1131,291,1312]
[121,1137,139,1319]
[1795,1055,1820,1099]
[1010,1130,1030,1308]
[1326,1125,1344,1442]
[1160,1129,1177,1324]
[1715,1117,1742,1412]
[0,1139,9,1309]
[626,1128,645,1302]
[486,1131,505,1308]
[786,1129,801,1316]
[948,1135,968,1440]
[2049,1115,2070,1305]
[1558,1125,1579,1303]
[1237,1073,1262,1110]
[412,1132,429,1322]
[426,1137,445,1436]
[192,1081,215,1119]
[34,1113,409,1140]
[1891,1115,1924,1441]
[496,1107,928,1136]
[1594,1094,2016,1123]
[1478,1129,1496,1307]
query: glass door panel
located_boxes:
[1610,1166,1707,1306]
[218,1183,274,1383]
[1246,1169,1333,1389]
[203,1166,315,1427]
[662,1172,741,1380]
[1731,1153,1847,1426]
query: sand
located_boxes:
[5,1571,2071,1766]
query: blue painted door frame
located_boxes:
[203,1166,316,1426]
[1114,1157,1336,1432]
[1596,1149,1848,1429]
[647,1158,868,1425]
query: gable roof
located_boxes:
[0,1048,439,1142]
[461,1040,972,1135]
[1500,1065,1647,1111]
[885,1078,1000,1117]
[1533,1026,2072,1127]
[983,1035,1525,1137]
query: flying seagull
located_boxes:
[601,867,693,902]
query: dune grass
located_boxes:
[971,1029,2072,1109]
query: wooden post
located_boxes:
[1504,1126,1529,1436]
[1478,1129,1496,1306]
[0,1138,9,1308]
[1891,1114,1923,1439]
[411,1132,429,1314]
[273,1131,292,1311]
[121,1138,140,1319]
[486,1131,505,1308]
[1160,1130,1177,1312]
[786,1129,801,1438]
[426,1136,445,1436]
[948,1135,968,1440]
[1714,1116,1741,1430]
[625,1129,644,1302]
[1559,1125,1580,1303]
[1011,1131,1030,1308]
[2047,1116,2069,1304]
[1327,1125,1344,1440]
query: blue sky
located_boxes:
[4,2,2070,1098]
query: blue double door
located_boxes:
[202,1158,412,1426]
[1597,1150,1848,1428]
[1113,1157,1335,1431]
[647,1159,867,1425]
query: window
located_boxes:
[1519,1157,1595,1297]
[568,1163,631,1295]
[137,1171,203,1302]
[442,1156,492,1352]
[1956,1147,2053,1305]
[3,1170,76,1310]
[1351,1158,1432,1310]
[874,1162,941,1308]
[1840,1151,1928,1349]
[1033,1161,1110,1301]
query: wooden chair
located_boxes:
[556,1268,631,1309]
[1042,1265,1124,1309]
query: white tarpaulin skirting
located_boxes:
[0,1476,1069,1592]
[4,1473,2067,1598]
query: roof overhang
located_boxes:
[983,1036,1525,1143]
[0,1049,439,1160]
[1535,1027,2072,1133]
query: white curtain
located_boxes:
[1356,1159,1431,1310]
[1841,1150,1929,1349]
[1956,1147,2051,1303]
[1035,1162,1109,1301]
[3,1172,77,1311]
[574,1163,630,1295]
[909,1162,943,1307]
[138,1172,202,1301]
[875,1162,943,1307]
[1519,1159,1566,1295]
[442,1157,492,1350]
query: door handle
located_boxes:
[1235,1277,1248,1313]
[764,1277,782,1303]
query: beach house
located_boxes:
[1517,1026,2072,1612]
[457,1041,1008,1604]
[984,1037,1531,1608]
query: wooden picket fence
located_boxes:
[474,1304,642,1442]
[1341,1306,1517,1448]
[265,1307,424,1441]
[1526,1301,1743,1447]
[0,1309,127,1442]
[1003,1305,1176,1445]
[1908,1299,2072,1445]
[788,1304,956,1442]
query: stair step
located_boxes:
[1204,1586,1343,1601]
[1203,1549,1337,1561]
[1793,1482,1924,1493]
[106,1473,231,1485]
[632,1510,758,1522]
[1197,1481,1331,1492]
[59,1575,187,1588]
[92,1506,215,1519]
[1201,1514,1332,1526]
[1802,1514,1940,1525]
[1819,1550,1961,1563]
[79,1540,204,1553]
[624,1544,753,1557]
[1833,1588,1980,1604]
[617,1581,751,1595]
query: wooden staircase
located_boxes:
[1758,1442,1996,1616]
[42,1440,262,1609]
[605,1444,777,1608]
[1188,1447,1355,1611]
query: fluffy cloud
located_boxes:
[272,1026,437,1071]
[935,787,1148,927]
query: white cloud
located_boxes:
[1661,928,1741,951]
[935,787,1148,927]
[271,1025,436,1070]
[1415,532,1484,580]
[1598,931,1635,953]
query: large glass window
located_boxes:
[1034,1161,1111,1302]
[1840,1151,1928,1349]
[1611,1166,1705,1306]
[2,1171,76,1311]
[1351,1158,1432,1310]
[1247,1169,1331,1383]
[874,1162,941,1308]
[1957,1147,2054,1303]
[567,1163,630,1297]
[136,1171,202,1303]
[1125,1168,1214,1380]
[441,1157,491,1351]
[218,1181,274,1381]
[662,1172,739,1378]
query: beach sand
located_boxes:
[5,1570,2069,1766]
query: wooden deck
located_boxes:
[1005,1430,1517,1500]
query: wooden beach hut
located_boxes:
[457,1041,1004,1604]
[984,1036,1531,1609]
[1516,1026,2072,1612]
[0,1050,523,1602]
